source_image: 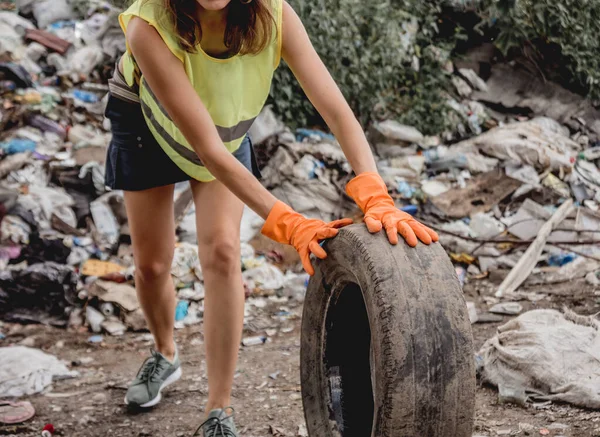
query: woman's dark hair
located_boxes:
[165,0,276,55]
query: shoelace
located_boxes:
[193,408,236,437]
[137,351,168,383]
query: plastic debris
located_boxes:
[42,424,55,437]
[0,346,78,397]
[496,199,574,297]
[175,300,189,322]
[421,179,450,197]
[242,336,267,347]
[489,302,523,315]
[469,212,505,239]
[547,253,577,267]
[0,400,35,424]
[90,194,120,248]
[243,263,287,292]
[466,301,478,324]
[0,262,78,326]
[0,138,36,155]
[479,309,600,409]
[371,120,424,144]
[81,259,125,277]
[100,319,126,336]
[455,265,467,288]
[85,306,104,333]
[171,242,203,284]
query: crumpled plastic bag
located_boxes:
[0,346,78,397]
[67,46,105,78]
[90,192,121,247]
[240,206,264,243]
[19,185,77,230]
[79,162,106,196]
[478,309,600,409]
[0,262,79,326]
[171,243,203,284]
[32,0,74,29]
[248,105,285,145]
[243,263,286,291]
[0,23,22,55]
[0,215,31,245]
[0,11,35,36]
[453,118,579,171]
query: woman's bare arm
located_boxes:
[281,1,377,175]
[127,17,277,218]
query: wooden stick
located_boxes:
[496,199,574,297]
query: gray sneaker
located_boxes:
[193,407,239,437]
[124,348,182,408]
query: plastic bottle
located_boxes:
[73,89,99,103]
[242,336,267,347]
[99,302,115,317]
[28,115,67,140]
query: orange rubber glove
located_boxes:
[262,201,353,275]
[346,172,439,247]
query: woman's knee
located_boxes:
[199,236,240,277]
[136,258,172,282]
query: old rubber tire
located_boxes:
[300,224,475,437]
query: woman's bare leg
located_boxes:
[124,185,177,360]
[191,179,245,412]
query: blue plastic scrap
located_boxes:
[400,205,418,216]
[175,300,189,321]
[73,90,99,103]
[547,253,577,267]
[0,139,36,155]
[295,128,335,142]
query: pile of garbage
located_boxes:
[0,1,321,338]
[367,61,600,291]
[0,0,125,332]
[1,1,599,346]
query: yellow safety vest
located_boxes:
[119,0,282,181]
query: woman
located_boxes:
[105,0,438,434]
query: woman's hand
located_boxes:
[262,201,352,275]
[346,172,439,247]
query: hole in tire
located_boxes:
[324,282,374,436]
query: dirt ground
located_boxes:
[1,274,600,437]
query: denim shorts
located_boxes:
[104,94,261,191]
